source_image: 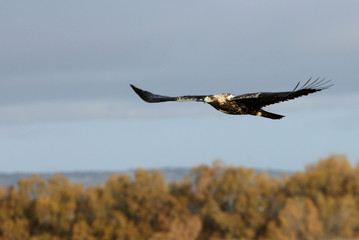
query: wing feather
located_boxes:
[130,84,206,103]
[232,78,333,107]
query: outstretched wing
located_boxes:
[231,78,333,107]
[130,84,207,103]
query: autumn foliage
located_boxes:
[1,155,359,240]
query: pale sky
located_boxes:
[0,1,358,172]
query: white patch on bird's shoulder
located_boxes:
[248,93,260,98]
[212,94,234,104]
[213,94,227,104]
[226,94,236,100]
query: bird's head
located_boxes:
[204,96,214,103]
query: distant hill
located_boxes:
[0,167,289,188]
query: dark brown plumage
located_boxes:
[130,78,332,119]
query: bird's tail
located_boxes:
[257,110,284,120]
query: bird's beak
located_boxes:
[204,96,212,103]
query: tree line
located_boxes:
[0,154,358,240]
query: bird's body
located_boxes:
[130,78,332,120]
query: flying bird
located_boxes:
[130,78,332,120]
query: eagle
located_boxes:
[130,78,332,119]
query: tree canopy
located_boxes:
[0,155,358,240]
